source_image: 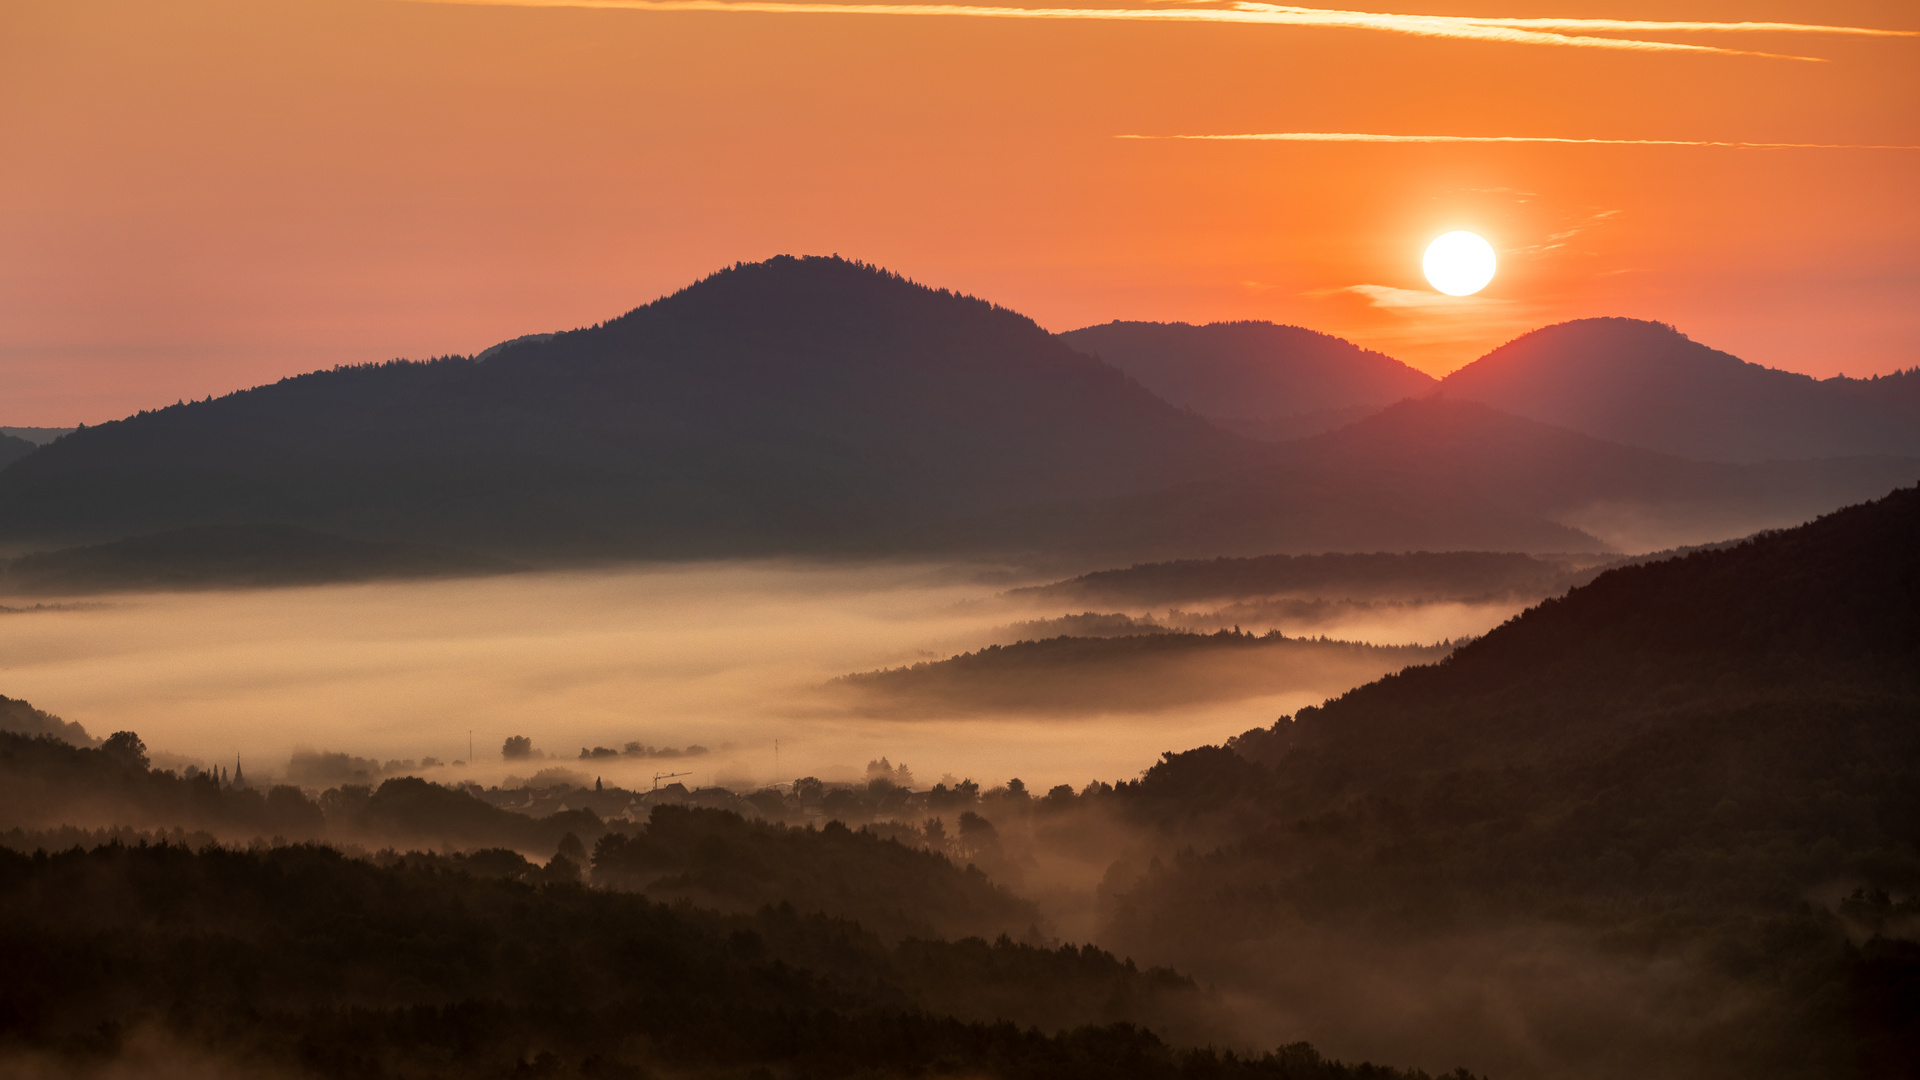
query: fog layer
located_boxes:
[0,562,1502,791]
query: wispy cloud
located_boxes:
[1333,283,1510,313]
[1511,208,1619,255]
[394,0,1916,59]
[1121,132,1920,149]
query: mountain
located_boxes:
[0,695,98,747]
[7,270,1908,568]
[952,397,1920,562]
[1826,366,1920,414]
[835,630,1448,715]
[0,257,1245,557]
[0,432,35,471]
[0,524,516,595]
[1015,551,1596,609]
[1059,320,1437,440]
[1437,318,1920,462]
[0,426,76,447]
[1228,482,1919,788]
[1285,397,1916,540]
[1073,485,1920,1078]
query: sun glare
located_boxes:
[1422,231,1497,296]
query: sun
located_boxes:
[1423,231,1497,296]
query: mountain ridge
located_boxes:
[1060,319,1436,441]
[944,396,1918,562]
[0,257,1250,557]
[1437,317,1920,462]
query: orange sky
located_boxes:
[1,0,1915,424]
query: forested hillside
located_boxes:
[1438,318,1920,462]
[0,257,1244,557]
[1057,485,1920,1078]
[0,841,1261,1080]
[958,397,1917,561]
[1059,321,1435,440]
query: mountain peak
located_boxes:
[1439,318,1920,462]
[0,257,1244,557]
[1058,319,1436,441]
[614,254,1021,334]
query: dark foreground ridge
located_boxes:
[1046,485,1920,1079]
[0,840,1479,1080]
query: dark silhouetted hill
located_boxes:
[595,803,1040,941]
[1070,486,1920,1078]
[0,696,97,747]
[1827,365,1920,413]
[0,727,1033,942]
[0,524,517,595]
[0,257,1245,557]
[957,397,1918,561]
[0,426,76,446]
[1227,484,1919,793]
[1018,551,1595,608]
[1061,320,1437,440]
[0,840,1344,1080]
[1286,397,1915,532]
[0,432,35,471]
[8,275,1906,568]
[1438,318,1920,462]
[836,630,1449,715]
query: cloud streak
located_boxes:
[1345,284,1494,310]
[1120,132,1920,149]
[394,0,1917,59]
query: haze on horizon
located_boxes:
[2,0,1917,425]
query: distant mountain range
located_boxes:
[1436,317,1920,462]
[0,257,1243,558]
[954,396,1918,561]
[0,427,77,447]
[1057,321,1435,440]
[0,258,1911,569]
[0,525,515,595]
[0,433,35,472]
[1827,365,1920,411]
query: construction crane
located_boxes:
[651,771,691,791]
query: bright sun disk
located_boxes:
[1423,231,1496,296]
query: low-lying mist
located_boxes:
[0,561,1514,793]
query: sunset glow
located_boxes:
[3,3,1919,1074]
[2,0,1916,415]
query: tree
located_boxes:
[502,735,533,760]
[101,730,148,769]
